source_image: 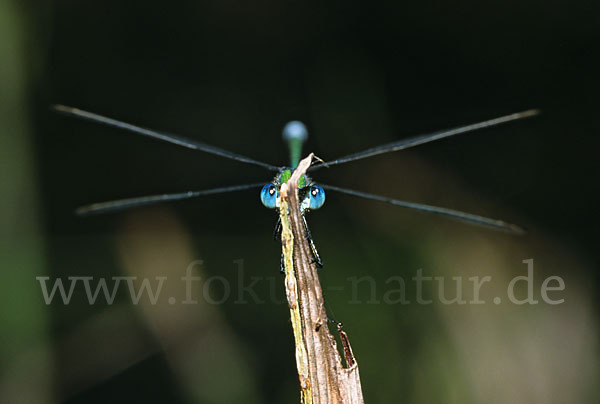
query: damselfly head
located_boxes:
[260,179,326,213]
[261,166,326,212]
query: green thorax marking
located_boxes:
[278,169,309,189]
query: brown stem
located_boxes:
[279,153,365,404]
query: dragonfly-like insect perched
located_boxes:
[53,105,538,268]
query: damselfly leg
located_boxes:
[274,214,323,272]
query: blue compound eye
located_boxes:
[308,185,325,210]
[260,184,278,209]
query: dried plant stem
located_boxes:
[279,153,365,404]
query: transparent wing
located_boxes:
[322,184,525,234]
[310,109,539,171]
[75,183,265,216]
[53,105,281,171]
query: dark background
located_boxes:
[2,1,599,403]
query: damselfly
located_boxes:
[53,105,538,267]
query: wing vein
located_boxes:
[310,109,539,170]
[53,105,281,171]
[76,182,265,216]
[321,184,525,233]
